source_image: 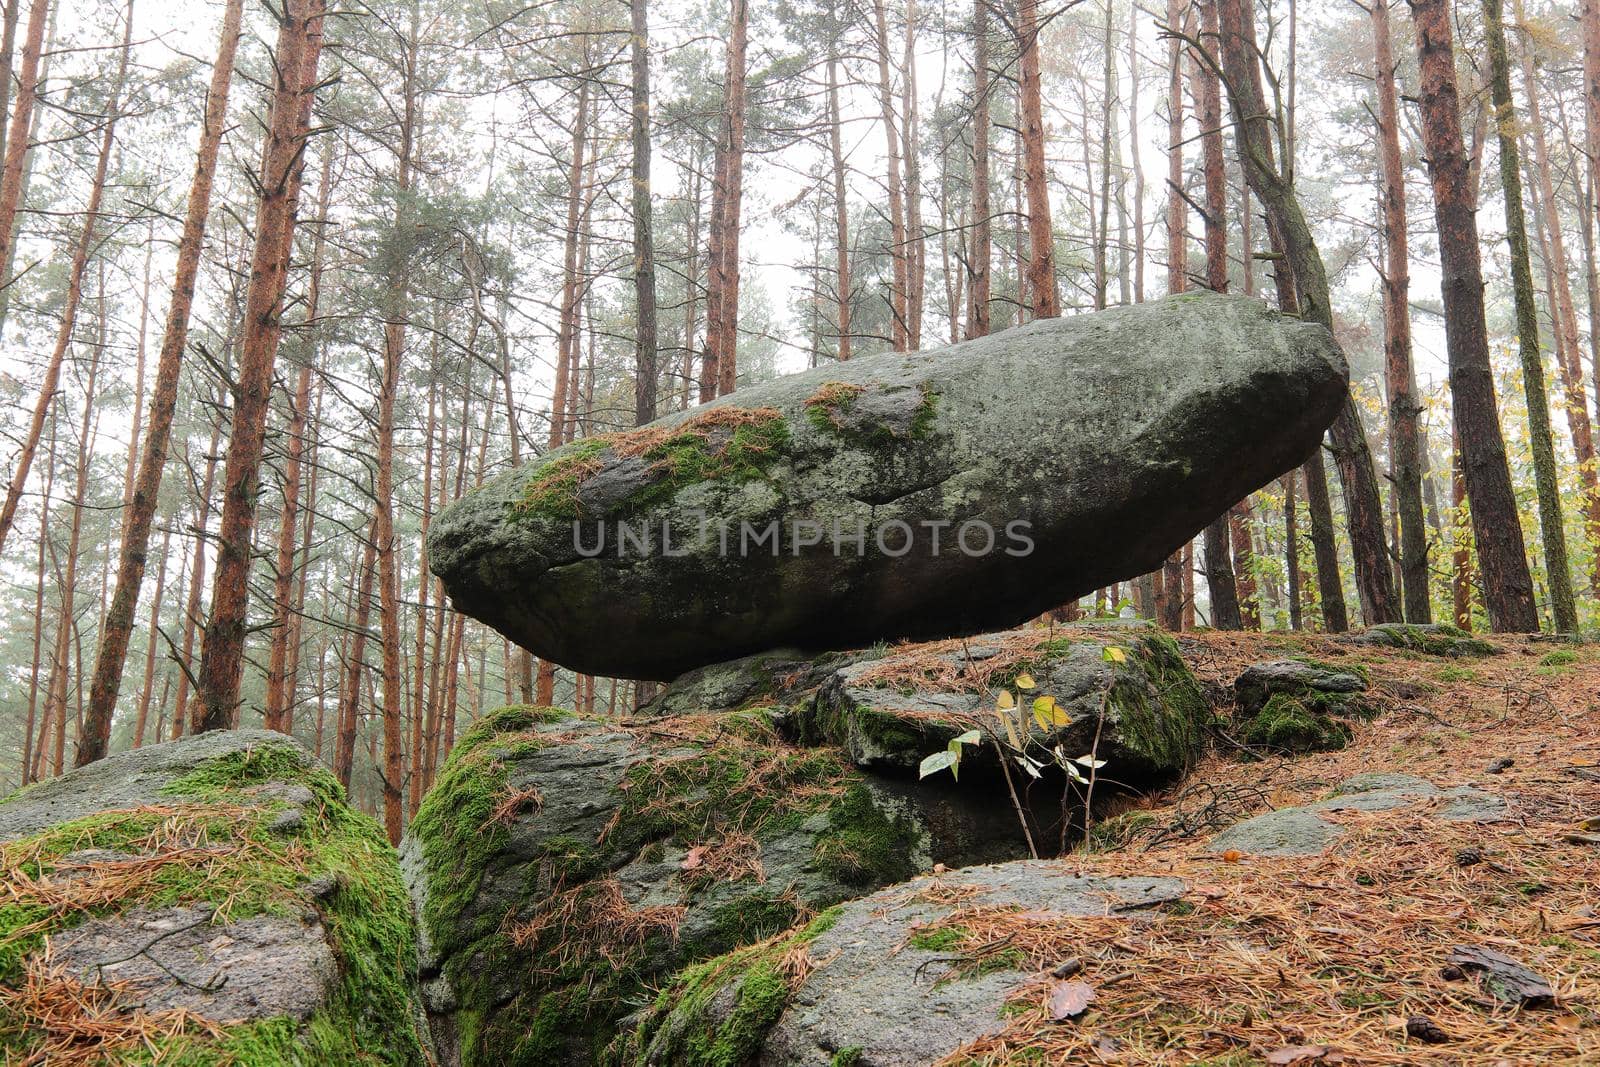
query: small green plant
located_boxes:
[916,645,1128,856]
[917,729,982,781]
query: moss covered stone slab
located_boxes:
[611,861,1186,1066]
[399,705,1032,1067]
[1208,774,1510,857]
[797,627,1208,782]
[429,293,1346,679]
[1232,658,1378,753]
[1346,623,1497,657]
[0,730,427,1065]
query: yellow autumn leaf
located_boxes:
[1015,672,1037,690]
[1103,646,1127,664]
[1033,695,1056,732]
[997,690,1016,710]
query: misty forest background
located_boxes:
[0,0,1594,835]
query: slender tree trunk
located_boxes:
[903,0,924,348]
[872,0,909,349]
[49,324,100,770]
[194,0,328,731]
[1216,0,1399,627]
[705,0,749,390]
[0,0,127,567]
[336,529,378,790]
[632,0,658,423]
[827,44,854,357]
[263,146,331,734]
[1017,0,1059,319]
[130,524,172,748]
[1283,472,1303,629]
[374,15,420,842]
[1157,0,1187,631]
[1191,0,1242,630]
[1481,0,1577,632]
[1407,0,1539,632]
[1452,429,1475,628]
[966,0,991,340]
[1371,0,1430,623]
[0,0,48,285]
[20,409,54,782]
[171,422,222,740]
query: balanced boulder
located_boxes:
[429,293,1347,679]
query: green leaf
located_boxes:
[1102,646,1128,664]
[919,750,958,779]
[953,729,982,746]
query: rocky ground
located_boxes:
[2,623,1597,1065]
[607,624,1600,1066]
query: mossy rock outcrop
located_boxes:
[797,626,1208,783]
[1346,623,1497,657]
[429,293,1347,679]
[0,730,427,1065]
[400,705,1034,1067]
[610,861,1187,1066]
[1231,658,1379,753]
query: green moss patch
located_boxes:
[1238,692,1355,753]
[513,407,789,521]
[0,743,426,1065]
[606,907,842,1067]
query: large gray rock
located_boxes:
[1208,773,1510,857]
[401,705,1035,1066]
[797,625,1208,784]
[614,861,1187,1066]
[429,294,1346,679]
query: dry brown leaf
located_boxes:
[1266,1046,1329,1065]
[681,846,707,870]
[1048,979,1096,1020]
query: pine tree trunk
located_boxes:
[965,0,991,340]
[336,529,378,790]
[0,0,48,285]
[170,422,222,741]
[263,146,331,733]
[1217,0,1399,627]
[1283,472,1303,629]
[194,0,328,732]
[0,0,126,568]
[902,0,923,348]
[130,524,172,748]
[827,42,854,355]
[1481,0,1576,632]
[1017,0,1059,319]
[703,0,748,390]
[872,0,909,349]
[631,0,658,423]
[1407,0,1539,632]
[1371,0,1430,623]
[1191,0,1242,630]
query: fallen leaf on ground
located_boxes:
[681,846,707,870]
[1266,1046,1329,1065]
[1048,979,1096,1020]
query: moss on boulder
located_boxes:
[611,862,1187,1065]
[1231,659,1379,754]
[401,706,977,1066]
[799,626,1208,782]
[1347,623,1496,657]
[0,730,427,1065]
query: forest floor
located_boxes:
[941,627,1600,1065]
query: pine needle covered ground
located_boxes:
[928,627,1600,1065]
